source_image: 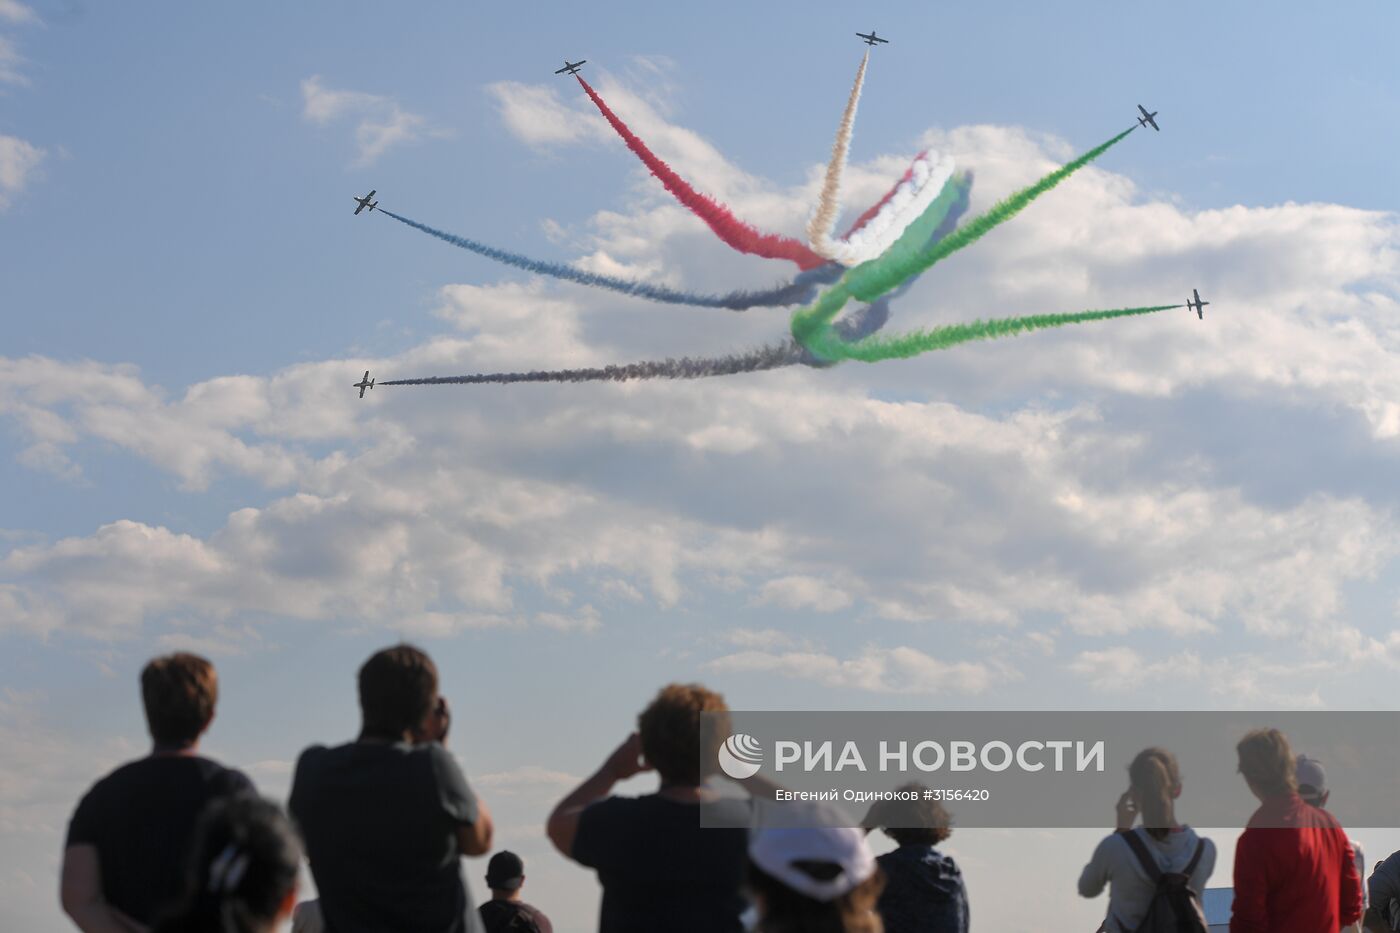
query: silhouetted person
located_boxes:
[477,851,553,933]
[62,652,254,932]
[152,796,300,933]
[547,683,747,933]
[864,785,969,933]
[1078,747,1214,932]
[1231,728,1361,933]
[290,644,494,933]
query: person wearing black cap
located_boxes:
[478,851,553,933]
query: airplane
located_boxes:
[355,371,375,398]
[554,59,586,76]
[1136,104,1160,132]
[1187,288,1210,319]
[856,30,889,46]
[353,190,378,215]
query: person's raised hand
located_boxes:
[602,732,652,782]
[1114,790,1137,832]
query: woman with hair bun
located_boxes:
[1077,747,1216,931]
[153,795,300,933]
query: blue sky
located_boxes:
[4,2,1400,930]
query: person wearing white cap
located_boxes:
[1297,754,1367,933]
[747,821,885,933]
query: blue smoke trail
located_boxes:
[378,209,840,310]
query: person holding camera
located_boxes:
[290,644,494,933]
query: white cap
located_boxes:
[748,823,877,903]
[1296,754,1328,802]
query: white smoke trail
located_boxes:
[830,151,958,265]
[806,51,868,258]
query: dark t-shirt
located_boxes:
[289,741,483,933]
[65,755,254,924]
[876,844,970,933]
[572,794,747,933]
[478,898,554,933]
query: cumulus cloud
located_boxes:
[0,1,37,24]
[705,645,1013,695]
[0,134,42,208]
[300,75,439,167]
[2,92,1399,708]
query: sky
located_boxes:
[3,1,1400,929]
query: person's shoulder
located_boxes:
[189,755,254,791]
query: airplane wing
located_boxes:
[366,190,375,199]
[354,203,365,215]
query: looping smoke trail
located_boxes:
[793,126,1137,349]
[808,51,869,258]
[826,153,959,267]
[379,209,838,310]
[575,75,828,270]
[375,172,977,388]
[801,304,1183,363]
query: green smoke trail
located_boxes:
[792,126,1137,348]
[802,304,1182,363]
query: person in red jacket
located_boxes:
[1230,728,1362,933]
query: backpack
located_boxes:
[1114,830,1209,933]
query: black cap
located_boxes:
[485,851,524,890]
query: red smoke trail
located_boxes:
[842,154,922,238]
[576,75,827,270]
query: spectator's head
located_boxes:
[748,822,884,933]
[1236,728,1297,800]
[153,796,300,933]
[1296,754,1331,808]
[1128,747,1182,841]
[141,653,219,750]
[485,850,525,899]
[637,682,729,787]
[863,783,953,847]
[358,644,439,741]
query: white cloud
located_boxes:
[706,645,1013,695]
[0,34,26,86]
[2,94,1399,706]
[0,134,42,208]
[1067,647,1328,707]
[752,575,854,612]
[300,75,438,167]
[0,1,38,25]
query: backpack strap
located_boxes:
[1182,838,1207,878]
[1119,829,1163,884]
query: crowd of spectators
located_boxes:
[56,649,1386,933]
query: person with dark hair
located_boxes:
[290,643,494,933]
[1231,728,1362,933]
[747,821,885,933]
[477,851,553,933]
[152,796,300,933]
[1078,747,1215,931]
[546,682,748,932]
[862,785,969,933]
[62,652,254,932]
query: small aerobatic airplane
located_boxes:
[856,30,889,46]
[1187,288,1210,319]
[554,59,586,76]
[353,190,378,215]
[1136,104,1160,131]
[355,371,375,398]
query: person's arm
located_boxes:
[1342,838,1365,927]
[456,798,494,856]
[1077,835,1112,899]
[546,732,651,859]
[59,845,148,933]
[1230,829,1269,933]
[418,706,494,859]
